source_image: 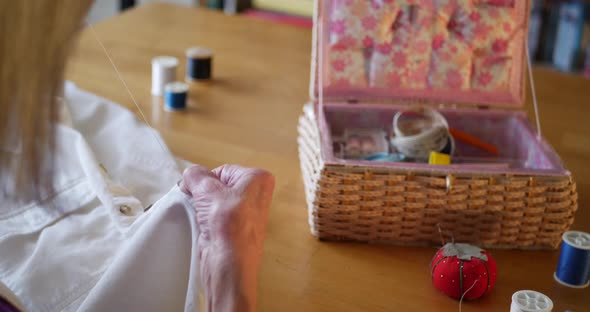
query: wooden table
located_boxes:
[67,3,590,311]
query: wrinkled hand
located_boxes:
[180,164,275,312]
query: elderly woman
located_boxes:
[0,2,274,311]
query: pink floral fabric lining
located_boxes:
[326,0,522,95]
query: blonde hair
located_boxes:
[0,1,93,200]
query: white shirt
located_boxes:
[0,82,201,311]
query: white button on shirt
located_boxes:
[0,82,201,311]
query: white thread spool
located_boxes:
[151,56,179,96]
[510,290,553,312]
[390,108,453,159]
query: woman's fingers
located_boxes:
[212,164,251,187]
[182,164,274,210]
[213,164,275,192]
[180,165,209,194]
[184,164,275,312]
[181,164,275,242]
[181,165,225,195]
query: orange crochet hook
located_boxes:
[449,128,499,156]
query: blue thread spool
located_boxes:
[554,231,590,288]
[186,47,213,81]
[164,82,188,111]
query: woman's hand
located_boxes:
[180,164,275,312]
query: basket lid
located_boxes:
[311,0,530,108]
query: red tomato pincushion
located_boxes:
[431,243,497,300]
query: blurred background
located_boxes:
[90,0,590,77]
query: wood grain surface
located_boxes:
[67,3,590,311]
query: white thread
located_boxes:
[391,108,454,159]
[525,44,542,141]
[437,224,446,246]
[151,56,178,96]
[86,22,169,155]
[458,279,478,312]
[510,290,553,312]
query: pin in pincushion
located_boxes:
[431,243,497,300]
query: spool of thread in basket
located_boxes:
[510,290,553,312]
[151,56,179,96]
[164,82,189,111]
[554,230,590,288]
[390,108,454,160]
[186,47,213,81]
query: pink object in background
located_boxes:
[319,0,528,107]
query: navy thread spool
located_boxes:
[554,231,590,288]
[186,47,212,81]
[164,82,188,111]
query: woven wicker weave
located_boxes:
[298,103,578,249]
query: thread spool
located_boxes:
[391,108,454,160]
[554,231,590,288]
[164,82,188,111]
[151,56,178,96]
[510,290,553,312]
[186,47,213,81]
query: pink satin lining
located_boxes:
[317,102,568,176]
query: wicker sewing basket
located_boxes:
[297,0,578,249]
